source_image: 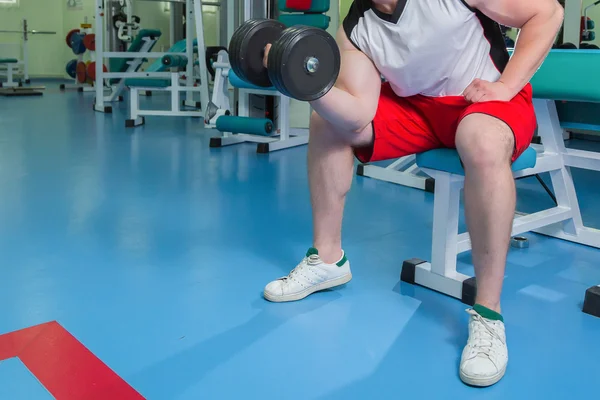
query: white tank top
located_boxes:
[343,0,509,97]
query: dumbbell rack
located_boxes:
[60,21,97,93]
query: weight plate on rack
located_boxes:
[229,19,286,87]
[268,26,340,101]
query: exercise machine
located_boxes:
[398,49,600,318]
[0,19,56,87]
[93,0,210,119]
[209,0,334,152]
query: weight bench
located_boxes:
[0,58,20,88]
[0,58,44,96]
[124,39,204,127]
[398,49,600,318]
[96,29,163,112]
[208,60,309,153]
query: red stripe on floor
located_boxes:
[0,321,145,400]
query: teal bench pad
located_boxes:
[229,69,276,91]
[124,78,170,88]
[512,49,600,103]
[0,58,18,64]
[416,147,537,176]
[124,38,196,88]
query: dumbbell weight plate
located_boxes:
[229,19,286,88]
[268,26,340,101]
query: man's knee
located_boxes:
[309,111,372,147]
[456,114,514,171]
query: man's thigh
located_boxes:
[454,84,537,164]
[353,84,441,163]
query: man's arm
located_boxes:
[464,0,564,101]
[309,27,382,133]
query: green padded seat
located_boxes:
[124,38,199,87]
[109,29,163,83]
[416,147,537,176]
[124,78,170,88]
[0,58,18,64]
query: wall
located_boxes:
[0,0,65,77]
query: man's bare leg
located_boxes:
[309,112,373,264]
[455,113,515,387]
[456,113,515,313]
[263,113,372,302]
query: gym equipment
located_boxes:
[104,0,209,124]
[208,49,309,153]
[65,59,78,78]
[230,19,286,88]
[558,42,578,49]
[83,34,96,51]
[279,0,329,12]
[229,19,340,101]
[216,116,274,135]
[86,62,107,81]
[580,43,599,49]
[510,236,529,249]
[76,61,87,84]
[65,29,80,47]
[395,49,600,318]
[278,14,330,29]
[206,46,227,79]
[161,54,188,68]
[70,33,87,55]
[582,1,600,42]
[0,19,57,85]
[60,18,97,92]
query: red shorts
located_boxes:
[354,83,537,163]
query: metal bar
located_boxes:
[103,52,174,58]
[0,30,57,34]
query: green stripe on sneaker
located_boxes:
[473,304,504,322]
[306,247,318,257]
[336,253,347,267]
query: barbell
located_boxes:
[0,29,57,35]
[229,19,340,101]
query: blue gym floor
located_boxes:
[0,81,599,399]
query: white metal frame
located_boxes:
[405,98,600,305]
[358,155,433,192]
[0,62,18,88]
[94,0,209,115]
[127,72,204,126]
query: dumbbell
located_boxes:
[229,19,340,101]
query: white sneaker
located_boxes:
[263,248,352,302]
[460,308,508,387]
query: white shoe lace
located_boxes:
[466,309,504,360]
[282,255,321,282]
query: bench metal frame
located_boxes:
[126,72,204,127]
[0,62,18,88]
[401,98,600,315]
